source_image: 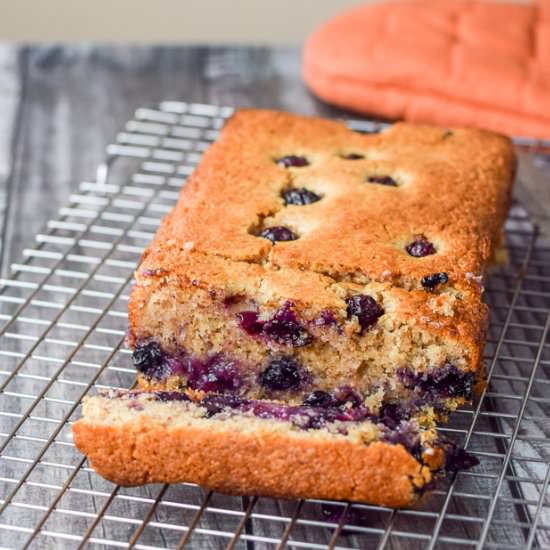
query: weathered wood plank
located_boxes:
[0,45,22,277]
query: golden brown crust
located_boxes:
[140,109,515,287]
[73,415,433,508]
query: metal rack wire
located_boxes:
[0,101,549,549]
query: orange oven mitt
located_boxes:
[303,0,550,138]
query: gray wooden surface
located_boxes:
[0,44,351,279]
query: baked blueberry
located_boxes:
[406,235,436,257]
[432,365,474,399]
[346,294,384,333]
[341,153,365,160]
[367,175,397,187]
[132,342,164,373]
[282,187,321,206]
[237,304,311,346]
[223,294,245,307]
[303,390,334,408]
[263,303,312,347]
[397,364,473,400]
[421,272,449,289]
[276,155,309,168]
[260,226,298,243]
[260,356,302,391]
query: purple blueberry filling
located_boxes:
[276,155,309,168]
[260,356,304,391]
[381,420,478,474]
[397,364,474,400]
[367,175,398,187]
[303,387,363,409]
[198,389,371,429]
[282,187,321,206]
[346,294,384,334]
[139,390,477,473]
[405,235,436,257]
[380,420,421,458]
[378,402,408,430]
[236,311,264,336]
[421,272,449,290]
[259,226,298,243]
[263,303,312,347]
[185,355,243,393]
[377,394,450,430]
[237,302,312,347]
[200,393,244,417]
[313,310,338,327]
[300,387,371,424]
[155,391,191,402]
[132,342,243,391]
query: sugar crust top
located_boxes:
[143,109,514,290]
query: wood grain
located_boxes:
[0,45,22,276]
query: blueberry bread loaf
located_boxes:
[72,390,477,508]
[74,110,515,506]
[127,110,514,416]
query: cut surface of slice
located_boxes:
[73,390,478,508]
[129,251,486,408]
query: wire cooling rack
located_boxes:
[0,102,549,550]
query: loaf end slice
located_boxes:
[73,390,478,507]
